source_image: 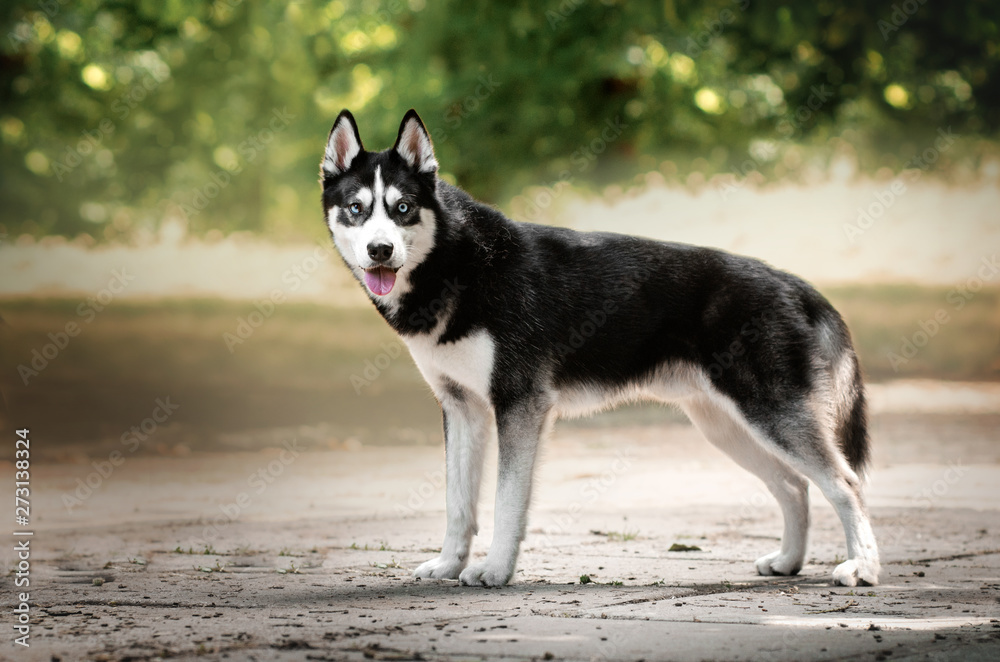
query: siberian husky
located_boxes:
[320,109,880,588]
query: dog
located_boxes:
[320,109,880,588]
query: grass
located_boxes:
[668,543,703,552]
[349,541,393,551]
[1,298,440,453]
[600,529,640,542]
[2,286,996,453]
[824,283,1000,381]
[579,574,625,586]
[174,545,218,555]
[370,558,403,570]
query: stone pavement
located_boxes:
[5,418,1000,661]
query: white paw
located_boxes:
[458,560,513,587]
[832,558,880,587]
[755,549,803,576]
[413,556,465,580]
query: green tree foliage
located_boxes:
[1,0,997,240]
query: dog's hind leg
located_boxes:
[696,392,880,587]
[459,396,553,587]
[753,409,880,586]
[681,394,810,577]
[783,449,880,587]
[414,388,492,580]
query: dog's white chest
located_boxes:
[404,329,495,402]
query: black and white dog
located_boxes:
[320,109,880,588]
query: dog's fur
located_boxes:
[320,109,880,587]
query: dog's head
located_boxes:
[321,109,439,301]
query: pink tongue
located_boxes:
[364,267,396,296]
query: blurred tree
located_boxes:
[1,0,997,240]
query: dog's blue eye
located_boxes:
[349,203,362,215]
[397,202,409,214]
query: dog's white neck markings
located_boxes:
[404,326,496,405]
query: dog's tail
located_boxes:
[837,353,870,477]
[817,308,870,478]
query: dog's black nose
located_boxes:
[367,242,394,262]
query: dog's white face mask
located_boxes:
[321,110,438,301]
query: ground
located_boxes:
[5,411,999,662]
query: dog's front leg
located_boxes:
[459,398,551,587]
[414,393,491,580]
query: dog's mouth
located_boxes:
[363,266,399,296]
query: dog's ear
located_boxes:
[322,110,364,177]
[393,109,437,173]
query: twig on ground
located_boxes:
[806,600,859,614]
